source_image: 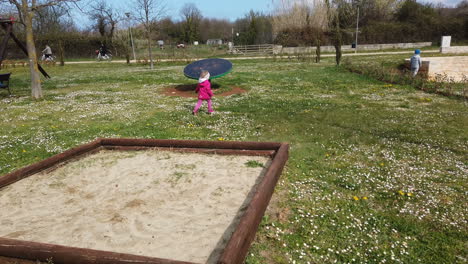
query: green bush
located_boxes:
[342,58,468,99]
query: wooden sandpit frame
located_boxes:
[0,138,289,264]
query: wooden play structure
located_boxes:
[0,17,50,78]
[0,72,11,95]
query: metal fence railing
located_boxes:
[230,44,274,55]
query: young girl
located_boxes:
[193,70,214,115]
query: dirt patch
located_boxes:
[163,84,247,98]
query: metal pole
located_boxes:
[355,6,359,54]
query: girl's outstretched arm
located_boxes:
[209,87,213,97]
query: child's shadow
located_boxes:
[174,84,196,92]
[174,82,220,92]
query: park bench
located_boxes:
[0,73,11,95]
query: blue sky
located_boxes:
[73,0,464,28]
[88,0,274,22]
[419,0,464,6]
[163,0,274,21]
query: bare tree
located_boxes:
[325,0,354,65]
[308,1,328,62]
[273,0,328,62]
[272,0,308,39]
[88,0,119,40]
[180,3,202,44]
[35,5,75,66]
[113,29,131,64]
[132,0,165,69]
[1,0,80,99]
[34,4,73,34]
[358,0,403,24]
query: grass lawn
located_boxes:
[0,57,467,263]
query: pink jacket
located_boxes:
[195,80,213,100]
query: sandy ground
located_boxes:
[0,150,270,263]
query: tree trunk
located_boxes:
[333,15,342,65]
[147,29,153,69]
[315,38,321,63]
[334,43,342,65]
[58,39,65,66]
[334,26,342,65]
[24,9,42,99]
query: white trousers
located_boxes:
[411,67,419,77]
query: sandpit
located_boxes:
[0,139,289,263]
[0,150,270,263]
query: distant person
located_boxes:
[192,70,214,115]
[410,49,422,77]
[99,44,108,57]
[158,40,164,49]
[97,43,112,60]
[41,45,53,61]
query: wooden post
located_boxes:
[0,22,12,69]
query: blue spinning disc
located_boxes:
[184,58,233,79]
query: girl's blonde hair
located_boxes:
[200,70,209,78]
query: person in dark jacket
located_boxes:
[99,44,108,57]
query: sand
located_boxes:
[0,150,270,263]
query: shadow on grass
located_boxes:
[174,82,221,92]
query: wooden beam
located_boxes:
[0,22,50,78]
[0,23,12,68]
